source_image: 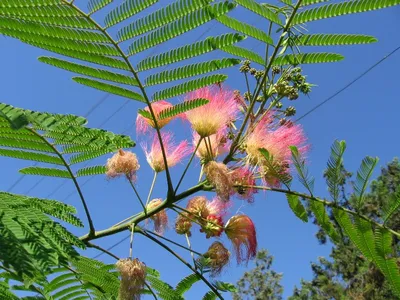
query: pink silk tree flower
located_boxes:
[116,258,146,300]
[224,215,257,264]
[136,100,174,135]
[146,199,168,235]
[201,241,231,276]
[200,214,224,238]
[184,86,238,137]
[106,149,140,182]
[204,161,234,202]
[230,167,257,202]
[142,132,191,173]
[206,197,230,217]
[193,129,230,162]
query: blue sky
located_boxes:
[0,1,399,299]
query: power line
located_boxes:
[93,235,130,259]
[296,45,400,122]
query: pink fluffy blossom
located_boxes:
[184,86,238,137]
[142,132,190,173]
[224,215,257,264]
[136,101,174,135]
[230,167,257,202]
[193,129,230,162]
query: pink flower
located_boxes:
[106,149,140,182]
[136,100,174,135]
[200,214,224,238]
[147,199,168,235]
[206,197,230,217]
[193,129,230,162]
[230,167,257,202]
[204,161,233,202]
[184,86,238,137]
[201,241,230,276]
[142,132,190,173]
[224,215,257,264]
[116,258,146,300]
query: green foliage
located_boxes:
[354,156,379,210]
[273,53,344,66]
[222,45,264,65]
[234,0,282,25]
[292,0,400,25]
[290,146,315,195]
[383,186,400,224]
[214,281,237,292]
[309,201,340,243]
[158,98,210,120]
[203,291,217,300]
[147,275,183,300]
[295,34,377,46]
[152,74,228,101]
[175,273,201,296]
[286,194,308,223]
[19,166,72,178]
[88,0,113,14]
[145,58,241,86]
[76,166,107,177]
[325,140,346,202]
[259,148,292,189]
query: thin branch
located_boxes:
[126,175,146,212]
[137,229,224,300]
[86,242,120,260]
[186,233,197,270]
[144,282,158,299]
[146,172,157,207]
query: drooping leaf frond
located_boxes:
[273,52,344,66]
[127,1,236,56]
[72,77,145,102]
[286,194,308,222]
[0,149,63,165]
[203,291,217,300]
[383,187,400,224]
[147,275,183,300]
[292,0,400,25]
[290,146,315,195]
[234,0,282,25]
[39,57,138,86]
[295,34,377,46]
[88,0,113,15]
[158,98,209,120]
[152,74,228,101]
[325,140,346,202]
[222,45,264,65]
[310,201,340,243]
[19,166,72,178]
[137,33,245,71]
[104,0,158,28]
[354,156,378,210]
[76,165,107,177]
[175,273,201,296]
[145,58,241,86]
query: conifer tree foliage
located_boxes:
[0,1,400,299]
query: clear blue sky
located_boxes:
[0,1,399,299]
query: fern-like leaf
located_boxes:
[221,45,264,65]
[147,276,183,300]
[137,33,245,71]
[383,187,400,224]
[145,58,240,86]
[354,156,378,209]
[19,167,71,178]
[217,14,273,44]
[128,2,235,55]
[175,273,201,296]
[273,53,344,65]
[104,0,158,28]
[292,0,400,25]
[76,165,107,177]
[152,74,227,101]
[286,194,308,222]
[325,140,346,202]
[88,0,113,14]
[310,201,340,243]
[117,0,213,41]
[39,57,138,86]
[0,148,63,165]
[73,77,145,102]
[290,145,315,195]
[295,34,377,46]
[157,98,209,120]
[258,148,292,189]
[203,291,217,300]
[234,0,282,25]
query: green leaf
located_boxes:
[158,98,209,120]
[214,281,237,292]
[104,0,158,28]
[290,145,315,194]
[0,103,29,129]
[383,187,400,224]
[152,74,227,101]
[73,77,145,102]
[0,5,79,18]
[325,140,346,202]
[310,201,340,243]
[19,166,71,178]
[76,165,107,177]
[145,58,240,86]
[147,276,183,300]
[300,0,331,6]
[221,45,264,65]
[0,0,62,8]
[234,0,282,25]
[202,291,217,300]
[295,34,377,46]
[175,273,201,296]
[39,57,138,86]
[292,0,400,25]
[117,0,213,41]
[0,148,63,165]
[88,0,113,14]
[217,14,273,44]
[273,53,344,66]
[137,33,245,71]
[23,40,130,70]
[0,137,54,153]
[354,156,378,209]
[286,194,308,223]
[128,1,236,55]
[69,149,111,165]
[258,148,292,188]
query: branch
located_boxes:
[86,242,120,260]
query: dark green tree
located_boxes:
[290,158,400,300]
[232,249,283,300]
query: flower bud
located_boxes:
[106,149,140,182]
[201,242,230,276]
[116,258,146,300]
[146,199,168,235]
